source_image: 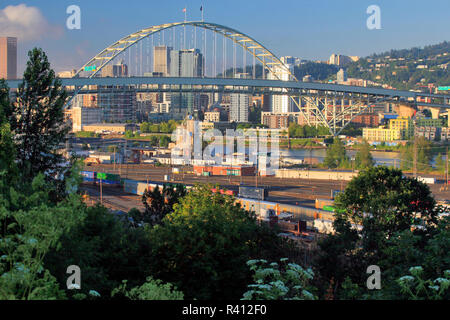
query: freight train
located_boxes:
[80,170,336,233]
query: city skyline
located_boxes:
[1,1,449,75]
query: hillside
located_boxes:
[346,41,450,91]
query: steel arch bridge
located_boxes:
[58,21,449,135]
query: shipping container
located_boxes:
[322,205,335,212]
[96,172,120,181]
[315,198,334,209]
[417,176,436,184]
[137,182,149,195]
[81,171,96,179]
[239,186,268,200]
[100,179,121,186]
[123,179,139,194]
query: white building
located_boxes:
[268,57,295,113]
[230,73,250,122]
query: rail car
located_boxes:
[81,172,339,233]
[234,197,335,233]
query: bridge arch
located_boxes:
[75,21,294,82]
[72,21,324,131]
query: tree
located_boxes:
[124,130,134,139]
[0,80,12,122]
[401,137,432,172]
[0,174,83,300]
[334,215,450,300]
[314,166,440,299]
[334,166,437,241]
[10,48,69,183]
[138,184,187,226]
[323,138,348,168]
[140,122,149,133]
[435,153,448,173]
[146,185,285,300]
[354,140,375,169]
[45,204,153,298]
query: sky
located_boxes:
[1,0,450,75]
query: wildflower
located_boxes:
[398,275,414,283]
[89,290,101,297]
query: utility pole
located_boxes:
[100,177,103,205]
[446,146,449,187]
[255,155,258,188]
[413,136,417,178]
[125,139,129,179]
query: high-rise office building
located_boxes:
[101,60,128,77]
[153,46,172,75]
[170,49,204,115]
[0,37,17,80]
[170,49,203,77]
[230,73,250,123]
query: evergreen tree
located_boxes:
[11,48,69,182]
[354,140,375,169]
[0,80,12,122]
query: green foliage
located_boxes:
[75,131,98,138]
[293,62,339,81]
[124,130,135,139]
[248,105,262,124]
[140,120,179,134]
[323,138,349,168]
[397,267,450,300]
[346,41,450,90]
[146,185,285,300]
[44,204,153,298]
[288,123,329,138]
[11,48,69,184]
[242,258,317,300]
[0,79,12,123]
[354,140,375,169]
[314,166,444,299]
[339,124,363,137]
[138,184,187,227]
[112,277,184,300]
[434,153,449,173]
[334,166,437,238]
[159,135,171,148]
[0,123,19,199]
[400,137,432,172]
[0,175,84,300]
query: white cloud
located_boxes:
[0,4,62,41]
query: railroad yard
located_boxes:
[80,163,449,213]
